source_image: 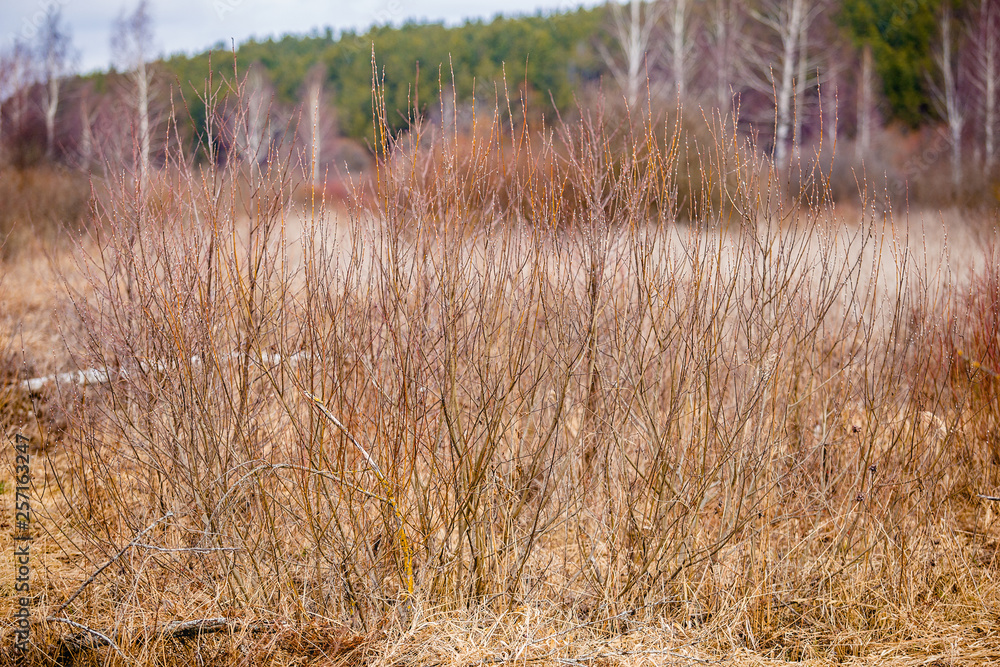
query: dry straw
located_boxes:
[2,57,998,666]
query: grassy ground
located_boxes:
[0,92,999,665]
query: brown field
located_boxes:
[1,96,999,666]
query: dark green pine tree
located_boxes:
[838,0,944,127]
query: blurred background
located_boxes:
[0,0,995,214]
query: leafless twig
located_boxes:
[58,513,174,613]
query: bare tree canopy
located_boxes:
[598,0,665,109]
[111,0,155,68]
[968,0,1000,169]
[665,0,693,104]
[0,39,35,163]
[745,0,821,165]
[930,2,964,190]
[112,0,156,186]
[37,6,76,160]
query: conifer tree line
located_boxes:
[0,0,995,189]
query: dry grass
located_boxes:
[0,71,999,666]
[0,166,92,260]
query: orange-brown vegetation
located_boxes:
[0,82,999,666]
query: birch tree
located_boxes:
[0,40,34,164]
[815,18,849,149]
[931,3,965,190]
[598,0,664,109]
[747,0,814,164]
[837,0,886,160]
[0,50,11,162]
[822,64,839,147]
[240,64,272,167]
[304,64,325,188]
[112,0,156,186]
[707,0,743,115]
[665,0,693,104]
[793,8,809,149]
[856,42,874,159]
[970,0,1000,169]
[78,84,97,171]
[37,7,75,161]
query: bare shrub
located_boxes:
[27,62,999,663]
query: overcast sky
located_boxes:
[2,0,603,74]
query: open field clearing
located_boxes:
[1,100,1000,667]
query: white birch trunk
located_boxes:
[625,0,643,108]
[44,75,60,160]
[980,0,998,168]
[714,3,729,113]
[668,0,690,103]
[710,0,738,116]
[79,92,93,170]
[857,43,873,160]
[823,74,838,146]
[136,58,150,187]
[39,10,71,162]
[793,13,808,154]
[307,78,322,187]
[245,67,269,167]
[987,31,996,168]
[773,0,804,165]
[598,0,661,109]
[111,1,155,184]
[938,7,964,189]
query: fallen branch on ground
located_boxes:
[15,351,312,393]
[50,617,282,652]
